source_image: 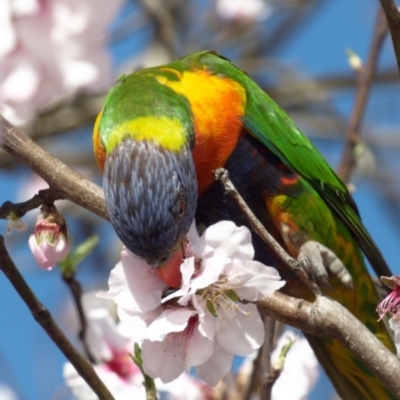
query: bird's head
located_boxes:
[103,138,197,284]
[95,70,198,287]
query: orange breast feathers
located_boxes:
[164,69,247,193]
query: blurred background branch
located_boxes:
[380,0,400,74]
[337,7,388,182]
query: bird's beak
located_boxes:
[156,246,183,288]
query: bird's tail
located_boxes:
[306,245,396,400]
[306,332,395,400]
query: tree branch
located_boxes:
[256,292,400,397]
[337,7,388,182]
[0,115,108,221]
[380,0,400,75]
[215,166,400,396]
[0,236,114,400]
[62,272,95,363]
[0,189,58,220]
[214,167,321,297]
[259,316,276,400]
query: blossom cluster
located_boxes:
[0,0,123,126]
[100,221,285,386]
[377,276,400,357]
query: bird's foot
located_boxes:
[297,240,354,290]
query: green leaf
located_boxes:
[73,235,99,266]
[206,299,218,317]
[131,343,157,399]
[59,235,99,277]
[59,252,75,277]
[224,289,239,303]
[275,336,297,371]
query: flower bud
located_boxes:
[28,205,70,270]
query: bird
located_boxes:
[93,51,395,399]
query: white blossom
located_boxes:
[100,220,285,387]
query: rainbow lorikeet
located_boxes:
[93,51,395,399]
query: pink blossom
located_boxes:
[64,307,209,400]
[215,0,272,22]
[100,220,285,386]
[28,204,70,270]
[377,276,400,357]
[377,276,400,321]
[0,0,124,126]
[64,308,145,400]
[142,310,215,382]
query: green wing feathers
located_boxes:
[241,70,391,278]
[194,51,390,278]
[191,51,395,399]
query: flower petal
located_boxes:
[143,310,214,383]
[184,323,214,367]
[121,249,166,313]
[146,308,197,342]
[192,295,216,339]
[97,262,126,299]
[99,262,155,314]
[202,221,254,260]
[142,339,185,383]
[230,260,285,301]
[29,234,70,270]
[217,303,264,356]
[117,308,160,343]
[192,257,225,290]
[186,221,204,257]
[196,341,234,387]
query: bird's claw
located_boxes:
[297,240,354,290]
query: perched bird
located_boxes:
[93,51,395,399]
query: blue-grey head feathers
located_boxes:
[104,139,197,265]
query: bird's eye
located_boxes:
[178,201,186,217]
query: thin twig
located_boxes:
[0,189,60,220]
[380,0,400,75]
[242,349,261,400]
[259,316,276,400]
[337,7,388,182]
[214,168,321,297]
[62,272,95,363]
[0,236,114,400]
[0,115,108,221]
